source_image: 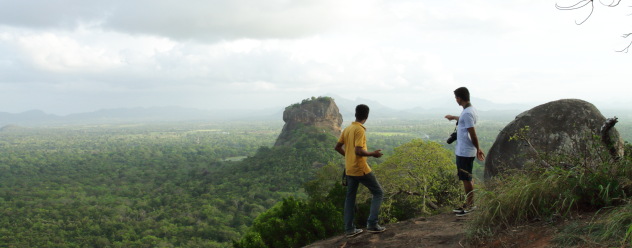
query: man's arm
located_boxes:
[445,115,459,121]
[355,146,383,158]
[467,127,486,161]
[334,142,345,156]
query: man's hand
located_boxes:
[371,149,383,158]
[355,147,383,158]
[477,149,486,161]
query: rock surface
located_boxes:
[484,99,624,178]
[274,97,343,147]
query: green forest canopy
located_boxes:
[0,118,629,247]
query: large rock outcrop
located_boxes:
[485,99,624,179]
[274,97,343,147]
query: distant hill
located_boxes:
[1,97,630,127]
[0,110,61,125]
[0,106,282,126]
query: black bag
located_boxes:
[341,169,347,186]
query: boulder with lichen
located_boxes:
[485,99,624,178]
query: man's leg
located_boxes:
[456,156,475,208]
[357,172,384,228]
[344,175,360,232]
[462,180,474,207]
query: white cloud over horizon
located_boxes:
[0,0,631,115]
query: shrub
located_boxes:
[373,139,460,222]
[233,197,342,248]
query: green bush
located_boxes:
[233,197,342,248]
[374,139,460,222]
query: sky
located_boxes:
[0,0,631,115]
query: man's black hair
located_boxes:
[454,87,470,102]
[355,104,370,120]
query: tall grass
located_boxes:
[467,156,631,245]
[598,203,632,247]
[551,202,632,247]
[468,168,577,239]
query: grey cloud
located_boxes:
[0,0,340,41]
[0,1,111,29]
[0,37,329,92]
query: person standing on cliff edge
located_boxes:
[335,104,386,237]
[444,87,486,217]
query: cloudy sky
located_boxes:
[0,0,630,115]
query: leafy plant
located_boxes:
[233,197,342,248]
[373,139,460,222]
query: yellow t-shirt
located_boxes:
[338,122,372,176]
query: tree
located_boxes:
[373,139,461,221]
[556,0,632,52]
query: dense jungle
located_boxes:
[0,113,630,247]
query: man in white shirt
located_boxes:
[445,87,486,216]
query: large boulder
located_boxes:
[274,97,343,147]
[484,99,624,178]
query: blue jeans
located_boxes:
[344,172,384,232]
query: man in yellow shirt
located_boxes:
[334,104,385,237]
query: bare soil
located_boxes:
[304,212,559,248]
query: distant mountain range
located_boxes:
[1,97,629,127]
[0,107,281,127]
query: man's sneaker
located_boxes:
[345,228,363,237]
[453,205,477,213]
[455,206,477,217]
[452,207,465,213]
[452,204,467,213]
[367,225,386,233]
[455,209,470,217]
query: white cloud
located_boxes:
[15,32,120,72]
[0,0,631,114]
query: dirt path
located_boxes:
[304,211,558,248]
[304,213,469,248]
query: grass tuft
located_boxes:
[467,157,631,246]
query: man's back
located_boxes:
[339,122,370,176]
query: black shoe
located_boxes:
[455,206,476,217]
[452,204,467,213]
[367,225,386,233]
[455,210,469,217]
[345,228,363,237]
[452,207,464,213]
